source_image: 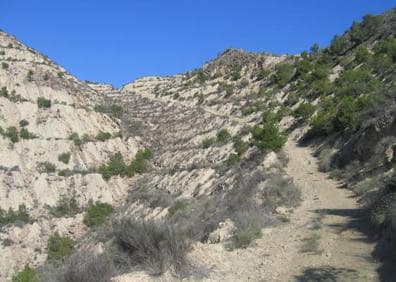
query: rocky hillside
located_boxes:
[0,31,145,280]
[2,6,396,282]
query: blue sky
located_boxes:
[1,1,396,87]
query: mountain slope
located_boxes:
[2,7,396,282]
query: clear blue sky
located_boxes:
[1,1,396,87]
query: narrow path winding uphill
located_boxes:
[188,131,382,281]
[280,131,381,281]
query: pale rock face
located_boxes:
[0,31,141,280]
[207,218,236,243]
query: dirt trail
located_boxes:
[187,131,382,281]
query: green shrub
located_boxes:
[168,200,188,216]
[273,63,294,87]
[12,265,38,282]
[227,153,240,166]
[95,131,111,142]
[1,62,9,70]
[99,152,127,180]
[5,126,19,143]
[350,14,383,44]
[0,86,8,98]
[293,102,315,122]
[94,104,123,119]
[329,35,349,55]
[49,197,81,218]
[0,204,30,227]
[19,128,37,139]
[128,148,153,175]
[69,133,83,146]
[26,70,34,82]
[216,128,231,143]
[37,97,51,108]
[19,119,29,127]
[38,161,56,173]
[47,233,74,261]
[333,95,375,132]
[232,135,248,156]
[355,46,371,63]
[335,69,380,97]
[251,116,286,152]
[375,37,396,62]
[202,137,215,148]
[58,152,71,164]
[83,201,113,227]
[257,68,270,80]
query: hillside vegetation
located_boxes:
[1,7,396,282]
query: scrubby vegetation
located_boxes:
[12,265,38,282]
[251,113,286,152]
[114,219,189,275]
[47,233,75,261]
[83,201,113,227]
[37,97,51,108]
[38,161,56,173]
[49,197,81,218]
[99,148,153,180]
[19,128,37,139]
[58,152,71,164]
[95,131,112,142]
[94,103,124,119]
[0,204,30,227]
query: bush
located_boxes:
[38,161,56,173]
[216,128,231,143]
[0,86,8,98]
[115,219,189,275]
[49,197,81,218]
[273,63,294,87]
[168,200,188,216]
[61,251,115,282]
[19,128,37,139]
[95,131,112,142]
[128,148,153,175]
[317,147,335,172]
[99,152,127,180]
[350,14,383,44]
[69,132,86,146]
[5,126,19,143]
[251,118,286,152]
[293,102,315,122]
[232,135,248,156]
[47,233,75,261]
[94,104,123,119]
[202,137,215,148]
[376,37,396,62]
[227,153,240,166]
[58,152,71,164]
[26,70,34,82]
[0,204,30,227]
[1,62,9,70]
[329,35,349,55]
[335,69,380,97]
[257,68,270,80]
[19,119,29,127]
[37,97,51,108]
[355,46,371,64]
[12,265,38,282]
[83,201,113,227]
[261,174,301,209]
[229,210,264,249]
